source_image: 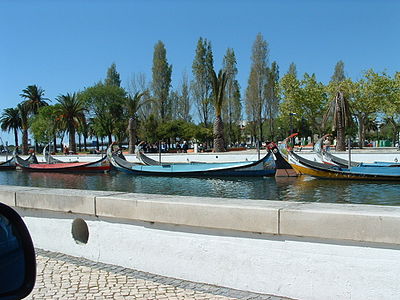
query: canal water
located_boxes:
[1,170,400,206]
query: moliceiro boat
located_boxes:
[108,146,276,177]
[0,157,16,170]
[314,135,400,168]
[43,144,69,164]
[0,143,16,170]
[0,148,40,171]
[15,153,110,173]
[286,145,400,181]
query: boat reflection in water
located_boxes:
[1,171,400,206]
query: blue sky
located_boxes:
[1,0,399,143]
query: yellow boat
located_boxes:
[287,149,400,181]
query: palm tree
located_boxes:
[210,69,228,152]
[18,103,30,155]
[56,93,86,153]
[126,91,148,153]
[0,107,21,147]
[77,116,89,152]
[323,91,352,151]
[20,85,49,115]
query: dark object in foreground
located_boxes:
[0,202,36,299]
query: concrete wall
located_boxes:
[1,185,400,299]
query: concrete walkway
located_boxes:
[26,249,290,300]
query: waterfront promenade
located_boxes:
[28,249,286,300]
[9,185,400,299]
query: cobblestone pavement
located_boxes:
[26,249,290,300]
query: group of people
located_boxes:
[136,141,190,153]
[175,142,189,153]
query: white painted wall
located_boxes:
[19,208,400,300]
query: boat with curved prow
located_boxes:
[0,157,16,170]
[314,135,400,168]
[43,144,66,164]
[108,145,276,177]
[15,153,110,173]
[1,148,40,170]
[285,138,400,180]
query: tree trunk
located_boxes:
[269,117,274,142]
[336,126,346,151]
[357,115,362,149]
[22,129,28,155]
[53,136,57,153]
[359,119,365,149]
[13,128,18,148]
[336,105,346,151]
[108,133,112,146]
[128,117,137,154]
[78,134,82,152]
[258,116,263,143]
[83,134,87,151]
[96,136,100,151]
[213,115,225,152]
[69,128,76,153]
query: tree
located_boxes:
[351,70,386,148]
[211,69,228,152]
[278,71,300,138]
[126,91,148,153]
[176,72,191,122]
[20,84,50,151]
[157,119,195,142]
[245,33,269,144]
[80,83,126,145]
[368,71,400,145]
[331,60,346,83]
[152,41,172,121]
[324,60,353,150]
[245,69,259,144]
[56,93,86,153]
[264,61,280,141]
[20,85,49,115]
[222,48,242,145]
[287,62,297,77]
[30,105,64,151]
[0,107,21,147]
[18,103,30,154]
[299,74,328,135]
[105,63,121,87]
[192,37,214,127]
[323,89,353,151]
[280,73,327,138]
[127,73,153,120]
[139,114,159,144]
[77,117,90,152]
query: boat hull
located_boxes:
[0,157,16,170]
[289,151,400,181]
[109,149,276,177]
[15,155,110,173]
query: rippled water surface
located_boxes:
[1,170,400,205]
